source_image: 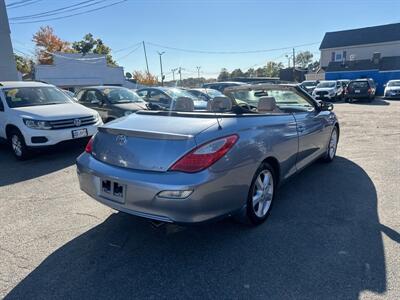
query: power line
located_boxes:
[146,41,319,55]
[10,0,105,20]
[7,0,41,9]
[115,44,142,61]
[10,0,128,24]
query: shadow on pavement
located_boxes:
[334,98,390,106]
[5,157,391,299]
[0,139,86,187]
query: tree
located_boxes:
[265,61,284,77]
[132,71,158,86]
[32,26,73,64]
[295,51,313,68]
[230,68,244,79]
[245,68,256,77]
[14,54,34,78]
[217,68,230,81]
[72,33,117,66]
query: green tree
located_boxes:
[217,68,230,81]
[265,61,284,77]
[14,54,34,77]
[72,33,117,66]
[230,68,244,78]
[245,68,256,77]
[295,51,313,68]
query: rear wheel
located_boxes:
[241,163,276,225]
[9,129,31,160]
[323,126,338,163]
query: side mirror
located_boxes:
[320,101,334,111]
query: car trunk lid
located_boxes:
[92,113,217,171]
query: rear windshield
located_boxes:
[103,88,144,104]
[317,81,336,88]
[349,81,368,88]
[3,87,72,108]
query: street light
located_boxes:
[157,51,165,86]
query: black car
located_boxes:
[76,86,147,122]
[345,79,376,102]
[202,81,246,93]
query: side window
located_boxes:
[85,90,102,104]
[76,90,87,102]
[149,90,164,101]
[0,97,4,111]
[268,90,315,112]
[136,90,148,98]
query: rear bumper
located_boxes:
[76,153,249,223]
[346,93,371,99]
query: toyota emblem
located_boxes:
[116,134,127,146]
[74,119,82,127]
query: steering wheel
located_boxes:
[237,102,258,111]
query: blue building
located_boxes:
[319,23,400,95]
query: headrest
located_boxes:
[258,96,278,112]
[174,97,194,111]
[207,96,232,112]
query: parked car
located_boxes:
[345,79,376,102]
[384,79,400,99]
[136,87,208,110]
[77,83,339,226]
[337,79,350,88]
[186,88,225,101]
[61,89,78,101]
[312,80,344,101]
[0,81,102,159]
[76,86,147,122]
[202,81,246,93]
[300,80,319,94]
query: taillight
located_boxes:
[345,87,348,94]
[170,134,239,173]
[368,88,372,94]
[85,136,94,153]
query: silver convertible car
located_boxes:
[76,84,339,225]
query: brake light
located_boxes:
[170,134,239,173]
[85,136,94,153]
[368,88,372,94]
[345,87,348,94]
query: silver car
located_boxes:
[76,84,339,225]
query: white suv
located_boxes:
[0,81,102,159]
[312,80,344,101]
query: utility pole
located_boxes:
[178,67,182,86]
[292,48,296,82]
[142,41,149,74]
[171,68,178,82]
[196,66,201,87]
[157,51,165,86]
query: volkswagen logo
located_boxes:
[116,134,127,146]
[74,119,82,127]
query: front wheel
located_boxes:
[240,163,276,225]
[9,129,31,160]
[322,126,338,163]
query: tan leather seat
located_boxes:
[257,96,282,113]
[174,97,194,111]
[207,96,233,112]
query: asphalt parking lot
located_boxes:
[1,99,399,299]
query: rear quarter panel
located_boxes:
[195,114,299,187]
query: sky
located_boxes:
[5,0,400,80]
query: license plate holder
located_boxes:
[355,89,360,93]
[100,179,126,203]
[72,128,88,139]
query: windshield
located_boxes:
[302,81,317,87]
[164,88,200,100]
[317,81,336,88]
[349,81,368,88]
[388,81,400,87]
[3,87,72,108]
[103,88,144,103]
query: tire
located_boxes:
[322,126,338,163]
[8,129,31,160]
[239,162,276,225]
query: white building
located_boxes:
[0,0,18,81]
[35,52,126,90]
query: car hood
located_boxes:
[112,102,147,111]
[12,102,97,120]
[92,113,218,171]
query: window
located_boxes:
[85,90,103,104]
[76,90,86,102]
[335,53,342,61]
[3,87,71,108]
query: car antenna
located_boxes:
[215,113,222,130]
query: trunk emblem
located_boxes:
[74,119,82,127]
[116,134,127,145]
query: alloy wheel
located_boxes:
[329,128,338,159]
[11,135,22,157]
[252,170,274,218]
